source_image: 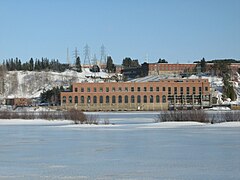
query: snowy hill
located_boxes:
[0,68,113,99]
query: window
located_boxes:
[74,96,78,104]
[81,96,84,103]
[144,95,147,103]
[193,87,196,94]
[174,87,177,94]
[180,87,183,94]
[106,96,110,103]
[106,87,109,92]
[93,96,97,103]
[94,87,97,92]
[162,95,166,103]
[74,88,78,92]
[100,96,103,103]
[125,95,128,103]
[100,87,103,92]
[150,95,154,103]
[150,87,153,92]
[87,96,91,103]
[69,96,72,103]
[187,87,190,94]
[168,95,174,103]
[87,87,90,92]
[137,87,141,92]
[144,87,147,92]
[131,87,134,92]
[125,87,128,92]
[112,87,115,92]
[137,95,141,103]
[81,88,84,92]
[199,87,202,94]
[112,96,116,103]
[118,87,122,92]
[62,96,66,104]
[156,95,160,103]
[131,95,135,103]
[168,87,171,95]
[205,87,208,91]
[156,87,159,92]
[163,87,166,92]
[118,96,122,103]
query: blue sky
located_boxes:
[0,0,239,64]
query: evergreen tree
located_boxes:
[200,57,207,72]
[122,57,140,68]
[106,56,116,73]
[29,58,34,71]
[158,58,168,63]
[75,56,82,72]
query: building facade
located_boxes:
[61,78,211,111]
[142,63,197,75]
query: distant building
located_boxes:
[142,63,197,75]
[5,98,32,107]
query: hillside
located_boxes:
[0,69,112,99]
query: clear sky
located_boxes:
[0,0,240,64]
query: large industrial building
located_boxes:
[60,76,211,111]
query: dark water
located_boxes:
[0,112,239,179]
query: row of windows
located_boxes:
[74,86,209,93]
[62,94,206,104]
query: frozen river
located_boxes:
[0,112,240,179]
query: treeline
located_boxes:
[3,57,70,72]
[155,110,240,124]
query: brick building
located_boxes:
[142,63,197,75]
[61,78,211,111]
[5,98,32,107]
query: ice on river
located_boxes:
[0,112,240,180]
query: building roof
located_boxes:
[129,75,183,82]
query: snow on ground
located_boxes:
[140,121,240,129]
[1,68,113,99]
[0,119,72,125]
[206,107,231,111]
[0,118,239,128]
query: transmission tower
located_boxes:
[92,54,97,65]
[74,47,79,59]
[100,44,106,65]
[84,44,91,66]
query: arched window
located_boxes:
[81,96,84,103]
[137,95,141,103]
[106,96,110,103]
[168,95,174,103]
[124,95,128,103]
[118,95,122,103]
[112,96,116,103]
[100,96,103,103]
[131,95,135,103]
[62,96,66,104]
[87,96,91,103]
[150,95,154,103]
[144,95,147,103]
[162,95,166,103]
[93,96,97,104]
[74,96,78,104]
[156,95,160,103]
[69,96,72,103]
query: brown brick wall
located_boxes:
[61,79,210,111]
